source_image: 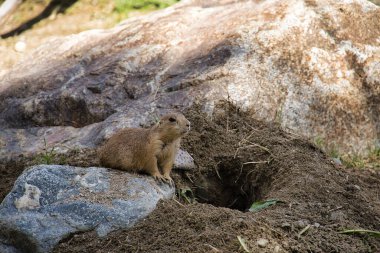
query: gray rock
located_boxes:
[0,165,174,253]
[174,149,195,170]
[332,158,342,166]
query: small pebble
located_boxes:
[274,245,281,252]
[330,211,346,221]
[332,157,342,166]
[15,41,26,52]
[346,184,361,191]
[257,238,269,248]
[281,222,291,228]
[294,220,309,229]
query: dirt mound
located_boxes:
[53,102,380,253]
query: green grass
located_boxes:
[35,138,57,165]
[342,154,366,169]
[33,138,66,165]
[111,0,180,22]
[314,136,325,150]
[114,0,179,13]
[248,199,284,212]
[313,136,379,170]
[177,187,197,204]
[339,147,379,169]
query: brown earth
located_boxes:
[49,102,380,253]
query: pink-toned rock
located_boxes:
[0,0,379,159]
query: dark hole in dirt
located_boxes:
[192,156,271,211]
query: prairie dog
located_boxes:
[98,113,190,184]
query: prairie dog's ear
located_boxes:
[168,117,176,122]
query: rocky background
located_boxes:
[0,0,379,161]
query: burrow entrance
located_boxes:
[177,155,276,212]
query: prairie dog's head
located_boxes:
[157,113,190,138]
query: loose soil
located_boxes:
[1,102,380,252]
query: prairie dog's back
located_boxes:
[98,128,152,171]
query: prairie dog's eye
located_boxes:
[169,117,176,122]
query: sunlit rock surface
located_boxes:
[0,0,379,157]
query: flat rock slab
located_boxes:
[0,165,174,253]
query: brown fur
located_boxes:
[98,113,190,184]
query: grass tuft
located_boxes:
[114,0,179,13]
[313,136,379,170]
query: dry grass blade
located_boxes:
[298,224,311,238]
[246,141,272,154]
[234,142,273,159]
[237,236,250,253]
[238,130,256,146]
[243,160,269,165]
[204,243,221,252]
[339,229,380,237]
[172,197,185,207]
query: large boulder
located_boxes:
[0,0,379,159]
[0,165,174,253]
